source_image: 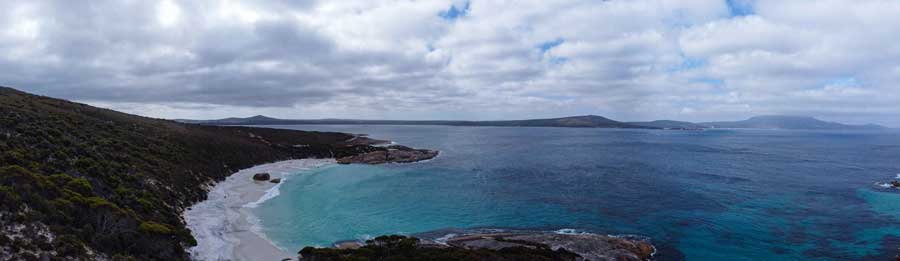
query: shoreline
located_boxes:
[184,159,334,261]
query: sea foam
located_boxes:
[243,177,284,208]
[244,160,333,208]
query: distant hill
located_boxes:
[699,115,886,130]
[627,120,706,130]
[179,115,653,129]
[182,114,888,131]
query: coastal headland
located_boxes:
[0,87,438,260]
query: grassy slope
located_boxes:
[0,87,367,260]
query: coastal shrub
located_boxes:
[53,235,87,257]
[4,149,25,164]
[49,173,74,186]
[178,229,198,247]
[0,185,20,210]
[139,221,173,235]
[66,177,94,195]
[84,196,115,209]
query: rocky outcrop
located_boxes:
[269,178,281,184]
[297,231,656,261]
[440,232,655,261]
[252,173,270,181]
[336,145,438,164]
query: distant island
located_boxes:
[180,114,887,131]
[698,115,886,130]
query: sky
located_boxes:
[1,0,899,126]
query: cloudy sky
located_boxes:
[2,0,899,126]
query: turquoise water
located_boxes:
[252,126,900,260]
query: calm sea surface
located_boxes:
[251,125,900,260]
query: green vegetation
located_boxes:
[139,221,174,235]
[298,235,581,261]
[0,87,372,260]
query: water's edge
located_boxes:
[183,159,334,261]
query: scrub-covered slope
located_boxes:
[0,87,378,260]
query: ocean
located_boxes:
[249,125,900,260]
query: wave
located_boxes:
[244,160,334,208]
[242,160,336,254]
[186,159,335,260]
[433,233,458,245]
[244,178,284,208]
[554,228,588,235]
[409,151,441,164]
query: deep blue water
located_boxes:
[252,125,900,260]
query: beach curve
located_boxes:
[184,159,334,261]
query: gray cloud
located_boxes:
[1,0,899,126]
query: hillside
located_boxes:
[181,115,651,129]
[0,87,387,260]
[699,115,886,130]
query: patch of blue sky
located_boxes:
[439,1,469,21]
[537,38,564,53]
[726,0,754,17]
[536,39,567,65]
[667,56,707,73]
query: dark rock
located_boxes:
[297,232,655,261]
[337,145,438,164]
[445,232,655,261]
[252,173,270,181]
[270,178,281,184]
[892,180,900,188]
[344,134,390,146]
[385,145,413,150]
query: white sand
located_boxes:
[184,159,334,261]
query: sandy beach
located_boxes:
[184,159,334,261]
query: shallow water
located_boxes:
[251,125,900,260]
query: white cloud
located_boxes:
[0,0,898,126]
